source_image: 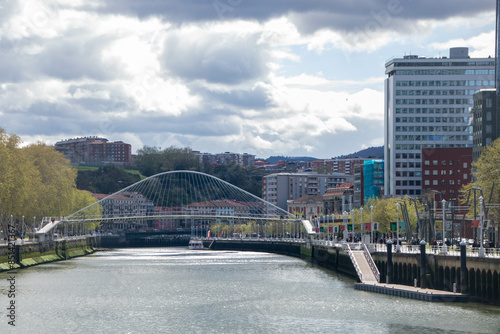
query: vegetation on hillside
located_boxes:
[131,145,263,197]
[76,165,142,194]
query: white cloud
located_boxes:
[1,0,496,158]
[429,30,495,58]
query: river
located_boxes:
[1,248,499,333]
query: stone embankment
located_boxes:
[0,236,100,272]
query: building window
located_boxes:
[424,180,430,186]
[424,160,430,165]
[433,180,438,186]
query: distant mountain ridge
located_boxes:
[335,146,384,159]
[263,146,383,164]
[263,156,317,165]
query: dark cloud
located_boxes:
[0,34,124,83]
[94,108,242,138]
[3,102,92,135]
[38,34,124,81]
[160,32,269,84]
[192,84,270,110]
[95,0,494,34]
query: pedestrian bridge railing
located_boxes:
[362,243,380,283]
[343,242,363,282]
[371,243,500,258]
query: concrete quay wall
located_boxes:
[0,236,100,272]
[373,252,500,304]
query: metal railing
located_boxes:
[371,243,500,258]
[362,243,380,283]
[344,242,363,281]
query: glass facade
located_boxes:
[363,160,384,202]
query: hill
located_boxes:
[264,156,317,165]
[263,146,383,164]
[335,146,384,159]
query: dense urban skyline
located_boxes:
[0,1,496,158]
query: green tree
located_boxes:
[161,146,200,171]
[363,196,420,235]
[462,138,500,221]
[0,129,37,234]
[23,143,78,216]
[134,146,164,176]
[134,146,200,176]
[0,129,100,237]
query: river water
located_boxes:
[1,248,499,333]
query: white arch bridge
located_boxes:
[36,171,316,241]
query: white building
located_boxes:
[384,47,495,197]
[262,173,353,211]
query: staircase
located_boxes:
[344,243,380,284]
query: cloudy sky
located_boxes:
[0,0,496,159]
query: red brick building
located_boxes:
[55,136,132,165]
[421,147,473,201]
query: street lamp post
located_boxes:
[442,199,447,254]
[343,211,348,242]
[370,205,374,244]
[396,203,400,252]
[479,196,485,257]
[351,209,354,242]
[332,214,335,242]
[360,208,363,244]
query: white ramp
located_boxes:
[301,220,316,235]
[351,250,378,283]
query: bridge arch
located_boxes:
[38,170,315,237]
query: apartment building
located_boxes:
[55,136,132,165]
[421,147,472,201]
[262,173,353,211]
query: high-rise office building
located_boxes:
[471,89,497,161]
[384,47,495,197]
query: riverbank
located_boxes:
[0,236,100,272]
